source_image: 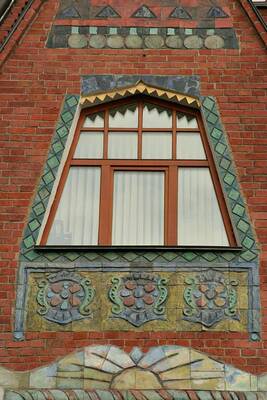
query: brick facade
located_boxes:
[0,0,267,393]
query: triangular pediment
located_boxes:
[80,81,200,108]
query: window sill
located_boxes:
[35,245,242,252]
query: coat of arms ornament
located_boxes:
[36,271,95,324]
[183,269,239,327]
[109,273,168,327]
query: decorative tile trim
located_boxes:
[46,26,238,49]
[4,390,267,400]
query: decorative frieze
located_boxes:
[46,26,238,49]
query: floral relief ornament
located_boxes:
[109,272,168,327]
[36,271,95,324]
[183,269,239,327]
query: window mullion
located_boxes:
[166,165,178,245]
[98,165,113,245]
[138,102,143,159]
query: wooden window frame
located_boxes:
[39,95,237,249]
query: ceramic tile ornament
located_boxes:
[183,270,239,327]
[36,271,95,324]
[108,273,168,326]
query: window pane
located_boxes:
[112,171,164,245]
[177,132,206,159]
[178,168,229,246]
[109,104,138,128]
[143,104,172,128]
[108,132,137,159]
[47,167,101,245]
[142,132,172,159]
[177,114,198,129]
[83,112,104,128]
[74,132,103,158]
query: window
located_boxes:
[40,96,236,248]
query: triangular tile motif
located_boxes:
[132,5,156,18]
[57,6,80,18]
[169,6,191,20]
[207,7,229,18]
[96,6,120,18]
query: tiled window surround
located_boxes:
[15,75,259,341]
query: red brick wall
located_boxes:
[0,0,267,374]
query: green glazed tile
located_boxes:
[237,220,249,233]
[220,157,231,170]
[29,219,40,232]
[33,203,45,216]
[228,188,240,201]
[233,204,245,217]
[242,236,255,250]
[215,142,226,155]
[223,172,235,186]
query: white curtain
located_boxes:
[178,168,229,246]
[47,167,101,245]
[112,171,164,245]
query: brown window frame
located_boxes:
[39,95,237,249]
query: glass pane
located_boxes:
[109,104,138,128]
[108,132,137,159]
[177,132,206,159]
[142,132,172,159]
[83,112,104,128]
[47,167,101,245]
[74,132,103,158]
[112,171,164,245]
[177,113,198,129]
[178,168,229,246]
[143,104,172,128]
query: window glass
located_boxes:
[112,171,164,245]
[109,104,138,128]
[143,104,172,128]
[177,114,198,129]
[47,167,101,245]
[108,132,138,159]
[74,132,103,159]
[176,132,206,159]
[142,132,172,159]
[178,168,229,246]
[83,112,104,128]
